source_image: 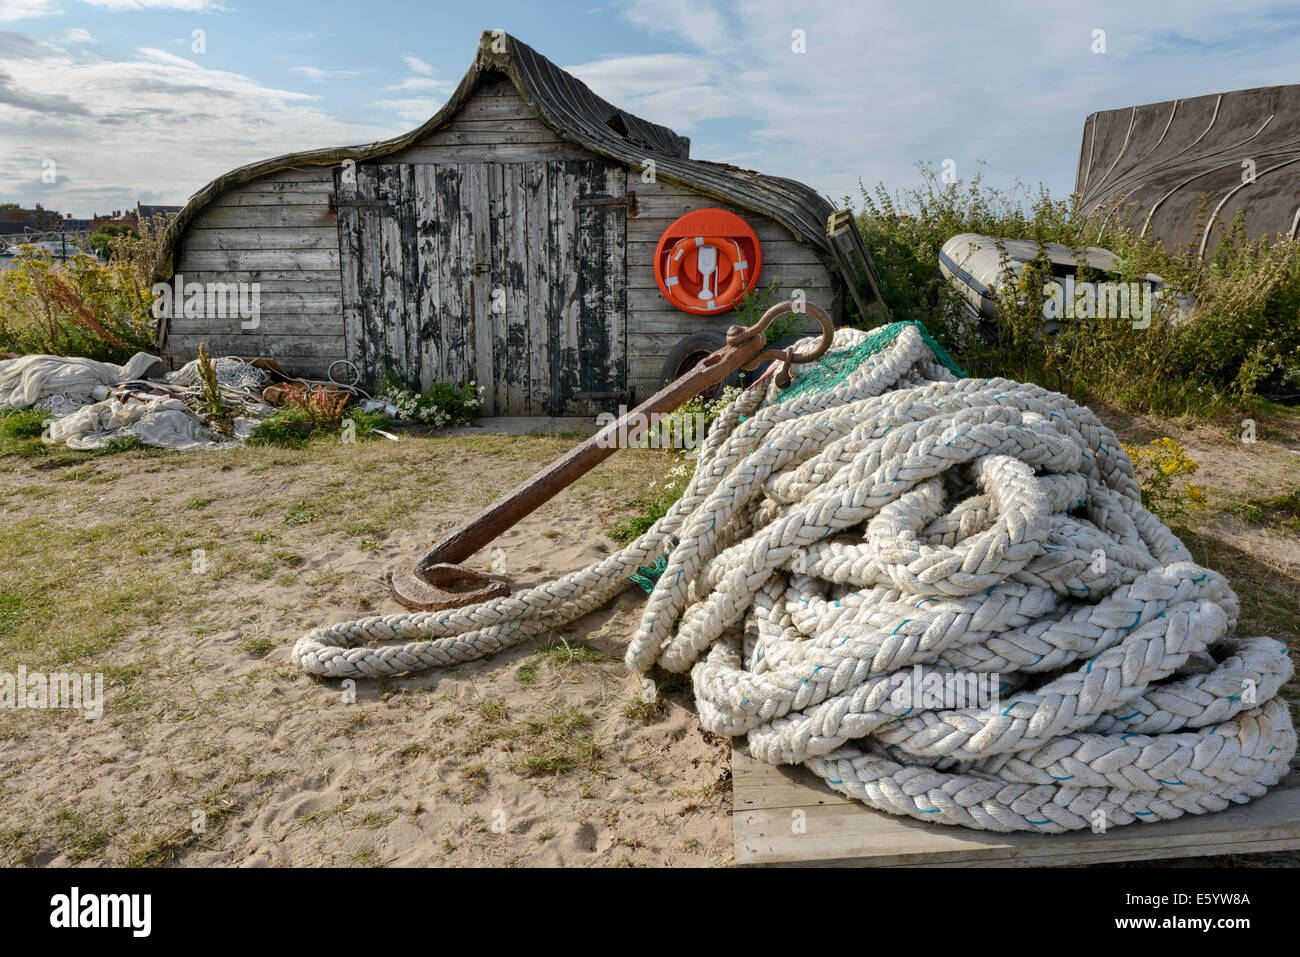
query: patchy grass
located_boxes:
[515,662,540,687]
[51,806,116,863]
[1228,486,1300,534]
[509,707,604,777]
[535,637,610,666]
[622,695,667,725]
[0,408,49,440]
[239,634,275,659]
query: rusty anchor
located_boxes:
[388,300,836,611]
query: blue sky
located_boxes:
[3,0,1300,217]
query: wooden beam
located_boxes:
[826,209,891,323]
[733,746,1300,867]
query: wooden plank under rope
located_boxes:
[733,746,1300,867]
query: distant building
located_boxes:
[90,211,137,231]
[137,203,181,223]
[0,204,61,236]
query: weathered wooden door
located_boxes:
[337,159,627,415]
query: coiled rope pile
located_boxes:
[294,323,1295,833]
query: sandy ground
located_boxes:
[0,405,1297,868]
[0,426,732,867]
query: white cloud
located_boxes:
[402,54,433,76]
[60,26,92,42]
[564,53,731,129]
[372,96,440,124]
[0,31,397,215]
[380,54,446,103]
[622,0,734,53]
[78,0,220,10]
[3,0,219,16]
[0,0,60,22]
[386,75,443,91]
[292,65,360,81]
[605,0,1300,203]
[136,45,203,70]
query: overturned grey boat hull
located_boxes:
[1077,85,1300,257]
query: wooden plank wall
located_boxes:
[625,180,837,401]
[168,72,840,402]
[169,166,343,377]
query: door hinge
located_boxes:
[575,191,638,216]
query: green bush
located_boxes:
[100,434,143,454]
[0,222,161,363]
[375,372,483,428]
[0,407,51,439]
[855,164,1300,414]
[245,415,311,448]
[246,405,394,447]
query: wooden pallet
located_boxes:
[733,747,1300,867]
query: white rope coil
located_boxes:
[293,325,1295,833]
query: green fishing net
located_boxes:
[776,320,964,403]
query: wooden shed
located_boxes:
[156,30,877,415]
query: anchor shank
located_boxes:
[415,330,769,569]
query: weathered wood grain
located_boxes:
[207,188,336,207]
[336,163,365,385]
[547,160,576,414]
[169,314,344,337]
[414,163,444,391]
[182,227,339,251]
[387,143,594,164]
[187,335,345,358]
[493,164,530,414]
[196,205,336,229]
[466,163,495,413]
[178,249,340,271]
[524,161,550,415]
[177,269,340,286]
[439,163,471,387]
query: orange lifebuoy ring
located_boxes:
[654,209,762,315]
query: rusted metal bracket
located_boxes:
[575,191,639,216]
[389,300,835,611]
[572,389,635,403]
[329,196,394,214]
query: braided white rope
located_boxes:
[293,325,1295,832]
